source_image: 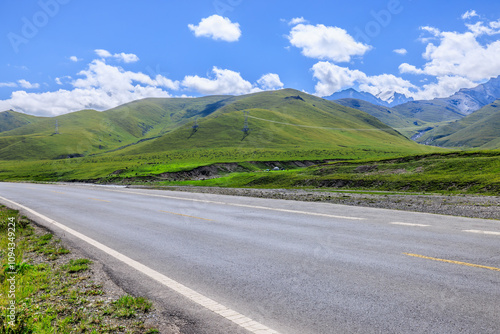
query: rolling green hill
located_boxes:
[0,96,236,160]
[0,110,43,133]
[0,89,438,161]
[416,100,500,149]
[116,89,433,158]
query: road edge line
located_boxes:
[0,195,281,334]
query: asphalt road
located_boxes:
[1,182,499,334]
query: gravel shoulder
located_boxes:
[130,186,500,220]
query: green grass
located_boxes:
[153,150,500,195]
[62,259,92,273]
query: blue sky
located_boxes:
[1,0,500,116]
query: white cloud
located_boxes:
[55,76,72,85]
[311,61,417,100]
[288,17,307,25]
[94,49,139,63]
[182,67,260,95]
[70,56,82,62]
[312,62,366,96]
[115,52,140,63]
[257,73,284,90]
[95,49,112,58]
[462,10,479,20]
[465,21,500,36]
[18,80,40,89]
[188,15,241,42]
[0,82,17,88]
[413,76,477,100]
[393,48,407,55]
[0,58,179,116]
[400,19,500,82]
[288,23,371,62]
[398,63,424,75]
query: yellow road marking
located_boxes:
[160,210,214,221]
[52,191,65,194]
[404,253,500,272]
[89,198,111,203]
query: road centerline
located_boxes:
[391,222,431,227]
[403,253,500,272]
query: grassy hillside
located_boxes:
[117,89,431,157]
[0,110,43,133]
[0,89,446,182]
[417,100,500,149]
[0,96,235,160]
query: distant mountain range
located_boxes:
[331,76,500,149]
[329,76,500,114]
[326,88,413,108]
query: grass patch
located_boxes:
[62,259,92,273]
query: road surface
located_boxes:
[0,182,499,333]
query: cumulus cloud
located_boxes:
[182,67,261,95]
[0,58,178,116]
[311,61,416,99]
[399,18,500,82]
[18,80,40,89]
[462,10,479,20]
[0,82,17,88]
[188,15,241,42]
[288,17,307,25]
[414,76,477,100]
[312,60,489,102]
[95,49,112,58]
[288,23,371,62]
[70,56,82,62]
[312,12,500,100]
[257,73,284,90]
[94,49,140,63]
[393,48,407,55]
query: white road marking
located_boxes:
[0,195,280,334]
[390,222,431,227]
[105,188,365,221]
[463,230,500,236]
